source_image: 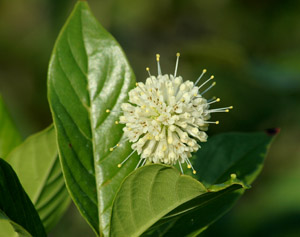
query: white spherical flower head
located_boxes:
[111,53,232,174]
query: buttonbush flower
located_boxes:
[108,53,232,174]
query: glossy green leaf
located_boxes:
[4,125,71,233]
[0,94,22,158]
[0,159,46,237]
[48,1,138,235]
[150,131,276,236]
[110,164,247,237]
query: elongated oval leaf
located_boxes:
[110,164,246,237]
[5,125,71,233]
[0,94,22,158]
[148,131,277,236]
[48,1,138,235]
[0,159,46,237]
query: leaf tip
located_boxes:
[264,128,280,136]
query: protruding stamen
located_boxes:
[141,158,147,167]
[204,121,219,124]
[207,98,220,105]
[106,109,121,114]
[156,54,162,75]
[198,75,214,90]
[200,82,216,96]
[115,121,119,125]
[109,143,120,152]
[208,106,233,113]
[195,69,207,85]
[231,173,237,179]
[146,67,151,77]
[179,162,184,174]
[185,158,197,174]
[208,110,228,113]
[136,82,147,94]
[174,52,180,77]
[207,96,217,103]
[118,150,136,168]
[135,158,144,169]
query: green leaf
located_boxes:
[193,131,277,186]
[110,164,247,237]
[152,131,277,236]
[5,125,71,233]
[0,159,46,237]
[0,94,22,158]
[47,1,138,235]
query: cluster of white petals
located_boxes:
[120,73,212,166]
[114,54,231,173]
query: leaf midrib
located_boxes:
[78,6,133,236]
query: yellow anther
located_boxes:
[203,69,207,73]
[109,148,114,151]
[194,93,197,97]
[193,170,197,174]
[117,164,122,168]
[212,82,216,86]
[128,128,132,131]
[116,144,120,147]
[216,98,220,102]
[187,164,191,169]
[216,121,219,124]
[141,105,146,109]
[156,54,160,61]
[210,75,215,79]
[135,82,138,86]
[229,106,233,109]
[146,67,150,71]
[225,109,229,112]
[176,52,180,57]
[115,121,119,125]
[146,109,149,113]
[106,109,110,113]
[231,173,237,179]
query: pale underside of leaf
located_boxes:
[4,125,71,233]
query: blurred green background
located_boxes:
[1,0,300,236]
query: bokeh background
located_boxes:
[1,0,300,236]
